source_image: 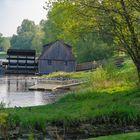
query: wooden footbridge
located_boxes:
[4,49,38,74]
[29,81,84,91]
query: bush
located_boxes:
[89,60,136,90]
[0,112,9,138]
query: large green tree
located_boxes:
[44,1,114,63]
[11,19,44,54]
[76,33,114,63]
[11,19,36,49]
[48,0,140,82]
[32,24,45,55]
[89,0,140,82]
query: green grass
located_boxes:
[42,71,92,79]
[87,132,140,140]
[3,87,140,129]
[0,51,6,59]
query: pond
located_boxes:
[0,75,64,108]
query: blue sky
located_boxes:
[0,0,47,37]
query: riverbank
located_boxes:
[0,59,140,139]
[1,87,139,139]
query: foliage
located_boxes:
[43,71,92,79]
[0,113,8,126]
[17,19,36,35]
[0,102,6,109]
[11,33,34,50]
[89,60,137,90]
[0,112,9,138]
[43,1,115,63]
[0,33,11,51]
[76,33,114,63]
[42,18,64,44]
[0,52,6,59]
[28,134,35,140]
[46,0,140,81]
[10,19,44,54]
[11,19,35,49]
[32,26,45,55]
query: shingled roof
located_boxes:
[43,40,72,50]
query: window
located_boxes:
[64,61,68,66]
[48,60,52,65]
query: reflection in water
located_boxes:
[0,76,63,108]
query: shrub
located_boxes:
[89,60,136,90]
[0,112,9,138]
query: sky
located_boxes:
[0,0,47,37]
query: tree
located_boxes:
[11,19,44,53]
[11,32,34,49]
[44,1,114,63]
[54,0,140,82]
[17,19,36,35]
[43,2,79,45]
[0,33,11,51]
[11,19,36,49]
[0,33,3,51]
[42,18,62,43]
[1,38,11,51]
[76,33,114,63]
[32,25,45,55]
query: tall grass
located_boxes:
[0,112,9,138]
[88,59,137,90]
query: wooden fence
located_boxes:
[76,58,124,72]
[76,60,105,71]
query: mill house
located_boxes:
[38,40,76,74]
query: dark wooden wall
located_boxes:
[38,41,76,74]
[6,49,37,74]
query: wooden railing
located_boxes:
[76,60,105,71]
[76,58,124,71]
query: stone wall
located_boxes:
[1,118,140,139]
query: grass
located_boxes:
[87,132,140,140]
[42,71,92,79]
[0,51,6,59]
[3,87,140,129]
[88,59,137,90]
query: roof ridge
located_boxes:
[43,40,72,48]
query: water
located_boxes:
[0,75,63,108]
